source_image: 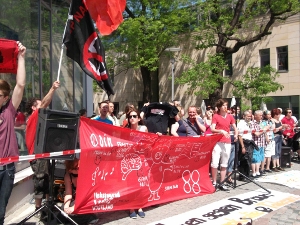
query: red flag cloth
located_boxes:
[74,117,222,214]
[84,0,126,36]
[0,39,18,74]
[63,0,114,96]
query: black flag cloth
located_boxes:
[63,0,114,96]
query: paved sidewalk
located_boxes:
[5,160,300,225]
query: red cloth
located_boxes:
[0,39,18,74]
[15,111,26,127]
[74,117,222,214]
[25,110,38,154]
[84,0,126,35]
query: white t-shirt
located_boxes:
[237,119,252,140]
[292,116,298,126]
[279,114,285,121]
[137,125,147,132]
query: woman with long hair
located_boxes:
[126,109,147,219]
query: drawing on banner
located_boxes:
[137,165,149,187]
[92,166,115,186]
[176,142,207,162]
[121,153,142,180]
[116,145,132,158]
[94,154,101,165]
[148,145,174,201]
[182,170,201,194]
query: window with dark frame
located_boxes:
[225,54,233,76]
[277,46,288,71]
[259,48,270,68]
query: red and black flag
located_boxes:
[63,0,114,96]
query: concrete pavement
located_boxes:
[5,160,300,225]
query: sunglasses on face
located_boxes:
[129,115,138,119]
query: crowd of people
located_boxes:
[86,99,299,195]
[0,42,299,224]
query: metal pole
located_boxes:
[171,58,175,101]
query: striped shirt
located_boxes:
[250,120,266,148]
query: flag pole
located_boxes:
[57,1,73,82]
[57,45,64,82]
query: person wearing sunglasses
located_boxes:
[126,109,147,219]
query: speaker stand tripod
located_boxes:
[218,135,270,194]
[17,159,78,225]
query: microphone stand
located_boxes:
[218,105,270,193]
[17,159,78,225]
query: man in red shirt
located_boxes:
[281,108,299,157]
[25,81,60,220]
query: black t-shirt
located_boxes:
[141,102,179,134]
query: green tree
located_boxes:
[231,65,284,110]
[178,0,300,104]
[104,0,194,102]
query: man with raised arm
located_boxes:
[25,81,60,221]
[0,41,26,225]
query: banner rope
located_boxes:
[0,149,82,164]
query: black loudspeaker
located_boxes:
[281,146,291,168]
[34,108,79,160]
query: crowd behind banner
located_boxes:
[1,42,300,224]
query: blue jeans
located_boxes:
[0,163,15,225]
[227,144,235,173]
[272,135,282,160]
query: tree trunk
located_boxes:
[208,68,224,106]
[141,66,152,103]
[207,37,229,106]
[151,68,159,102]
[208,88,222,107]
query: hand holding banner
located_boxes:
[74,117,222,214]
